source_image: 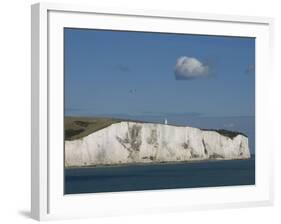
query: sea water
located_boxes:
[65,156,255,194]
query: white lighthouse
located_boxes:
[164,118,168,125]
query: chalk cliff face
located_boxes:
[65,122,250,167]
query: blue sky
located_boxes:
[64,28,255,117]
[64,28,255,153]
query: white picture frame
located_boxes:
[31,2,274,221]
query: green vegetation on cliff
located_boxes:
[64,116,247,141]
[64,117,123,140]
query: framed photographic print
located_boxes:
[31,2,274,221]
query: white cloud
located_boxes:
[174,56,209,80]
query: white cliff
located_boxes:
[65,122,250,167]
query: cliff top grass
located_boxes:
[201,128,247,139]
[65,116,123,140]
[64,116,247,141]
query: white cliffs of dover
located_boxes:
[65,122,250,167]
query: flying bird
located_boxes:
[129,89,136,94]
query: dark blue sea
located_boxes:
[64,157,255,194]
